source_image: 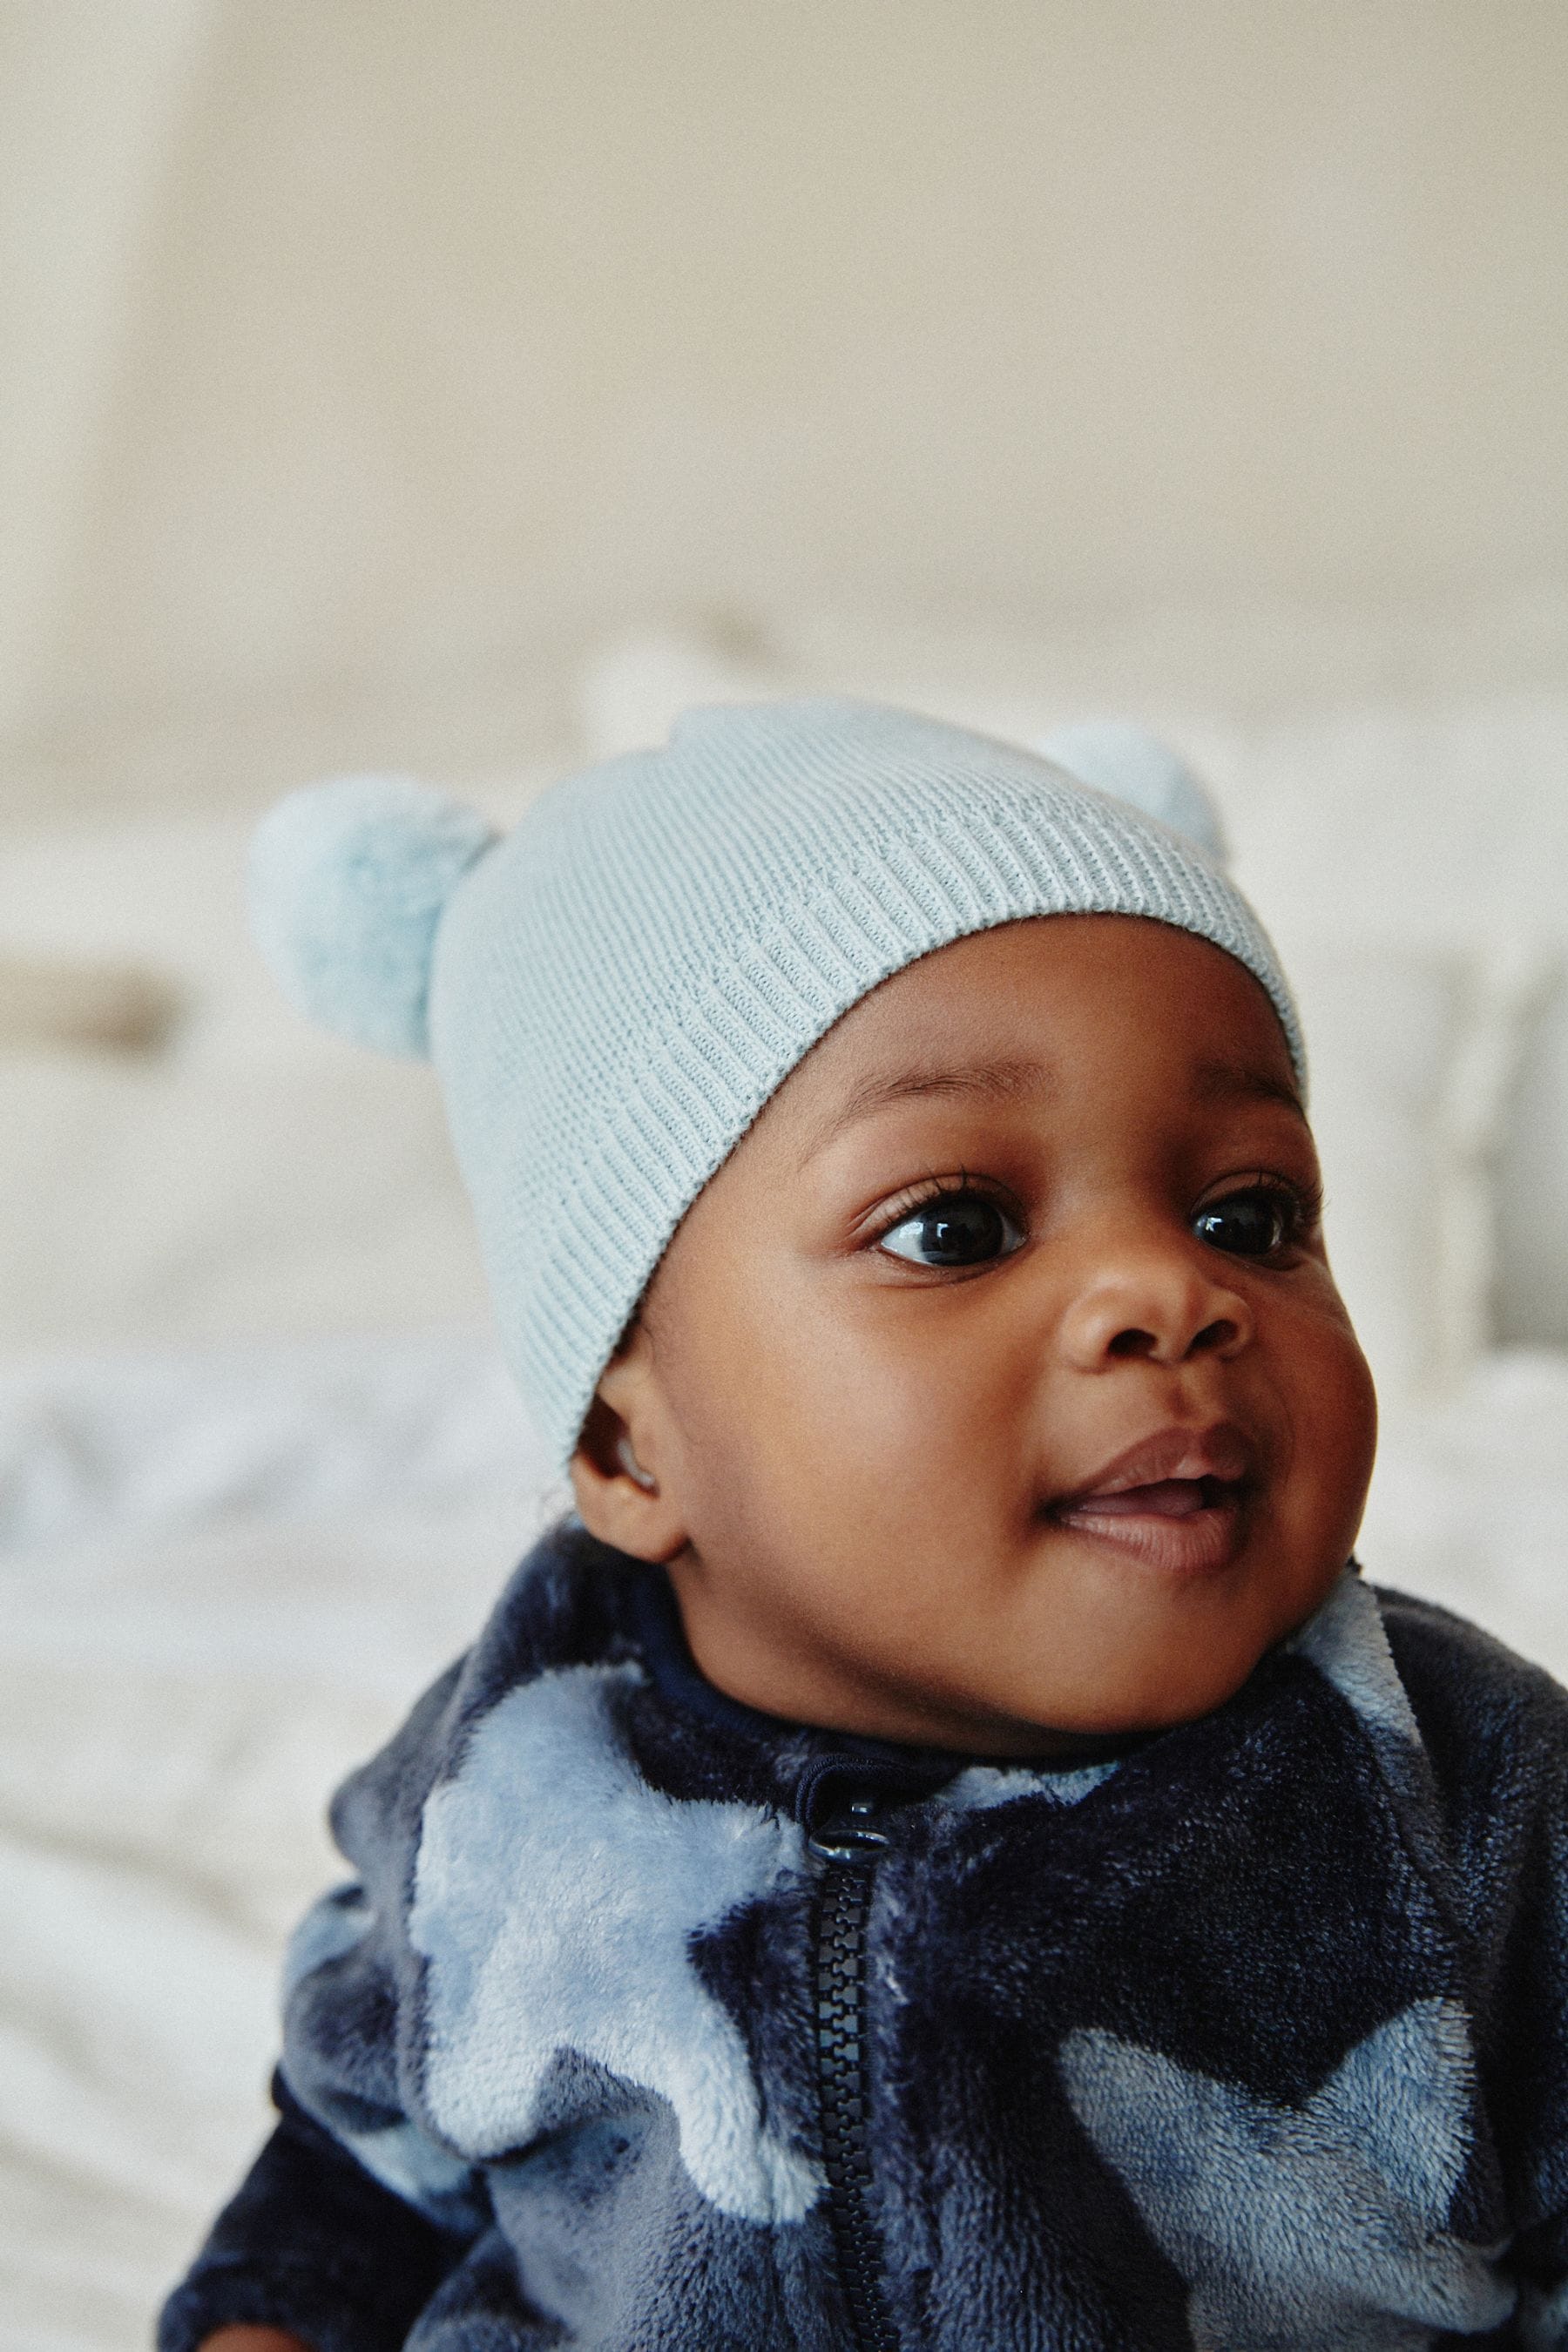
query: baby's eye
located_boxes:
[1190,1182,1307,1260]
[877,1189,1025,1269]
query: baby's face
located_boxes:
[574,915,1376,1754]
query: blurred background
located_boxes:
[3,4,1567,2345]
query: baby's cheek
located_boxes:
[1274,1300,1378,1559]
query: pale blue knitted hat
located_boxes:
[250,698,1301,1463]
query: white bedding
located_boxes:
[0,1335,553,2352]
[3,1328,1567,2351]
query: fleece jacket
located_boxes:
[159,1523,1568,2350]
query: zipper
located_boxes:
[810,1787,902,2352]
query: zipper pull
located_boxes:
[809,1791,893,1865]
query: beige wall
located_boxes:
[2,0,1566,821]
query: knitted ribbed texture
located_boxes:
[423,700,1301,1463]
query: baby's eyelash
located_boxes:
[866,1166,985,1236]
[1253,1172,1324,1233]
[1213,1170,1325,1247]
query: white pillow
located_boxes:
[0,1042,488,1355]
[0,814,492,1357]
[1286,944,1470,1406]
[1494,961,1568,1349]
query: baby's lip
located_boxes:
[1049,1422,1254,1514]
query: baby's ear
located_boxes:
[1037,721,1228,865]
[570,1328,689,1564]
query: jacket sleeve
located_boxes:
[155,2070,479,2352]
[158,1666,490,2352]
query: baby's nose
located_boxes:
[1057,1238,1254,1372]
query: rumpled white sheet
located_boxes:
[3,1330,1566,2351]
[1,1333,556,2352]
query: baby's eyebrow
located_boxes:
[798,1054,1045,1163]
[1190,1056,1308,1120]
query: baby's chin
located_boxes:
[930,1652,1268,1754]
[923,1545,1345,1747]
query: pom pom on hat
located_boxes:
[248,774,497,1057]
[1037,721,1228,865]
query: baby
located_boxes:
[163,701,1568,2351]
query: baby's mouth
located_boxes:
[1044,1426,1254,1576]
[1067,1473,1237,1520]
